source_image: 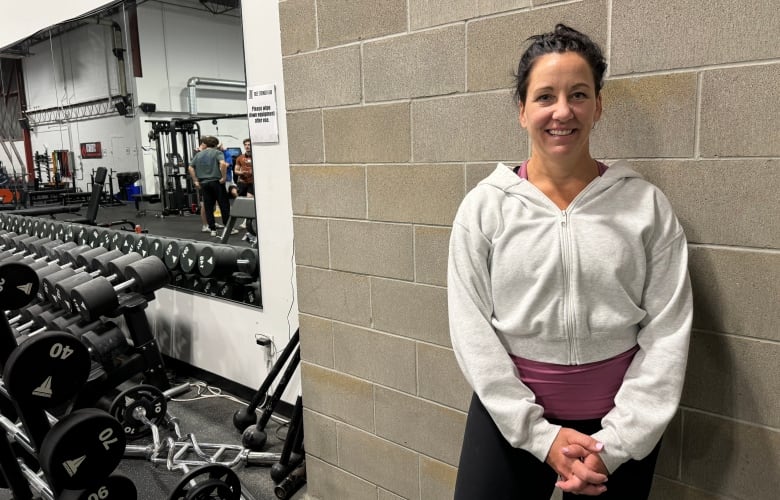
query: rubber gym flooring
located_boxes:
[86,198,258,247]
[0,379,307,500]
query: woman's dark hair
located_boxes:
[513,24,607,104]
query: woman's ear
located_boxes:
[594,93,603,124]
[518,102,528,129]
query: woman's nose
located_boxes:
[552,98,573,121]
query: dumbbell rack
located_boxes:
[1,212,263,308]
[0,261,136,499]
[0,213,172,409]
[0,226,275,500]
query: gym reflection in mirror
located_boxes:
[4,0,261,307]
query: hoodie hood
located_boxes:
[478,160,643,200]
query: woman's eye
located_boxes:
[535,94,553,102]
[571,92,588,99]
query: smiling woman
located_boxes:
[448,23,693,500]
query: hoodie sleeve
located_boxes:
[448,198,561,463]
[592,194,693,473]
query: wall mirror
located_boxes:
[0,0,261,307]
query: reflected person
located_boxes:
[188,135,231,237]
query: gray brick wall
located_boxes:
[280,0,780,498]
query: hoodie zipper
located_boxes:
[559,209,577,364]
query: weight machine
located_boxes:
[146,120,201,216]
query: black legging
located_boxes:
[454,394,661,500]
[200,180,230,230]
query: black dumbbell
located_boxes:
[197,244,258,278]
[162,239,191,271]
[70,256,170,321]
[55,253,143,314]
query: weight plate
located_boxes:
[59,473,138,500]
[236,248,258,276]
[163,241,182,270]
[75,227,90,246]
[109,231,124,251]
[184,479,233,500]
[0,262,39,310]
[39,408,126,491]
[2,331,90,408]
[108,384,167,439]
[121,234,137,254]
[98,229,113,249]
[179,243,198,273]
[167,464,241,500]
[88,228,101,248]
[147,238,167,260]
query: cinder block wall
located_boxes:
[279,1,780,498]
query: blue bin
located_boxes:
[126,184,142,200]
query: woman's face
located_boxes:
[519,51,602,162]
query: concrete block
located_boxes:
[337,424,420,499]
[592,74,697,158]
[317,0,407,48]
[283,46,361,110]
[681,412,780,499]
[466,163,499,191]
[681,331,779,428]
[290,165,366,218]
[296,267,372,326]
[324,103,411,163]
[414,226,451,286]
[630,159,780,249]
[371,278,450,346]
[478,0,531,16]
[467,0,606,92]
[298,313,334,367]
[650,477,730,500]
[329,220,414,280]
[364,25,465,102]
[412,91,523,162]
[367,164,464,225]
[378,489,405,500]
[612,0,780,75]
[292,217,329,268]
[287,110,324,164]
[688,247,780,342]
[302,408,338,463]
[279,0,317,55]
[333,323,417,393]
[375,386,466,466]
[655,411,682,479]
[420,456,458,500]
[306,455,378,500]
[700,64,780,157]
[417,343,471,411]
[301,363,375,431]
[409,0,476,30]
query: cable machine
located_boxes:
[145,120,201,216]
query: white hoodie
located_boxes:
[448,161,692,473]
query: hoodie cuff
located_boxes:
[591,428,629,474]
[526,419,562,464]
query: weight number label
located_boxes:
[99,427,119,450]
[50,343,74,360]
[88,486,110,500]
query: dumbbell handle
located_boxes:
[17,457,55,500]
